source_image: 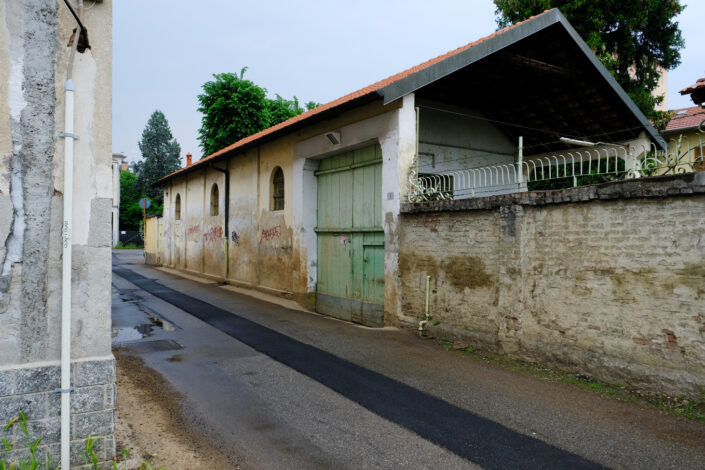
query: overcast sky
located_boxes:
[113,1,705,164]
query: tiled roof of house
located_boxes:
[680,77,705,95]
[157,10,554,184]
[664,106,705,133]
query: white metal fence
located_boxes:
[407,123,705,203]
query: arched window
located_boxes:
[210,183,219,216]
[174,194,181,220]
[271,167,284,211]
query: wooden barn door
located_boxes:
[316,144,385,327]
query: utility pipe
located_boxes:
[517,136,524,186]
[60,1,85,467]
[418,275,431,335]
[59,77,75,470]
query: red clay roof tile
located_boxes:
[664,106,705,133]
[158,10,554,183]
[679,77,705,95]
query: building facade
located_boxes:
[153,9,661,328]
[112,153,126,246]
[0,1,115,466]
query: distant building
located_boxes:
[112,153,127,244]
[661,106,705,172]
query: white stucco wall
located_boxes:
[417,101,519,198]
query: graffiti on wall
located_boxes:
[261,225,281,241]
[203,226,224,243]
[231,231,240,246]
[187,224,201,236]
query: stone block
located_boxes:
[72,386,106,414]
[14,365,60,395]
[0,393,47,423]
[72,410,114,440]
[104,383,115,408]
[74,359,115,388]
[23,416,60,444]
[0,369,16,397]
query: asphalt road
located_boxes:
[111,250,705,470]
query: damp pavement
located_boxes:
[111,250,705,470]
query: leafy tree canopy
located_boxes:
[119,170,141,230]
[197,68,321,156]
[134,110,181,206]
[493,0,685,125]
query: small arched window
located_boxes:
[174,194,181,220]
[271,167,284,211]
[210,183,219,216]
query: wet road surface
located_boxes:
[112,250,705,469]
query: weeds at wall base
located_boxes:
[1,412,167,470]
[428,335,705,422]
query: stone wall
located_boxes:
[399,173,705,395]
[0,359,115,467]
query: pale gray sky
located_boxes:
[113,1,705,164]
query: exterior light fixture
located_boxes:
[560,137,596,147]
[325,131,341,145]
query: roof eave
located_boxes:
[153,92,383,187]
[379,8,666,150]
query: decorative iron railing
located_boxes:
[407,120,705,203]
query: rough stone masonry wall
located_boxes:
[399,173,705,396]
[0,0,114,466]
[0,360,115,467]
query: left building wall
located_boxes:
[0,0,115,466]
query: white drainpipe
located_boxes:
[60,77,76,469]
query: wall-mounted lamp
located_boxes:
[325,131,341,145]
[559,136,596,147]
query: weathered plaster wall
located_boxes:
[202,169,226,278]
[161,99,408,314]
[184,171,204,273]
[227,150,258,285]
[0,1,114,465]
[257,138,295,292]
[417,101,518,198]
[399,174,705,394]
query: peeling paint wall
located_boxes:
[399,176,705,394]
[0,0,114,465]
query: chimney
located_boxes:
[186,153,193,167]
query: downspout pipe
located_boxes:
[210,163,230,280]
[59,78,76,470]
[60,1,85,468]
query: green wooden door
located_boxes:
[316,145,385,326]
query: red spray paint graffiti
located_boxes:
[203,226,224,243]
[261,225,281,241]
[187,224,200,236]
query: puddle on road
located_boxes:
[112,314,176,343]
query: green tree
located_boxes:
[197,68,321,156]
[134,110,181,207]
[197,69,270,156]
[267,94,305,126]
[493,0,684,125]
[119,170,141,230]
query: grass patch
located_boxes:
[435,338,705,421]
[113,241,143,249]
